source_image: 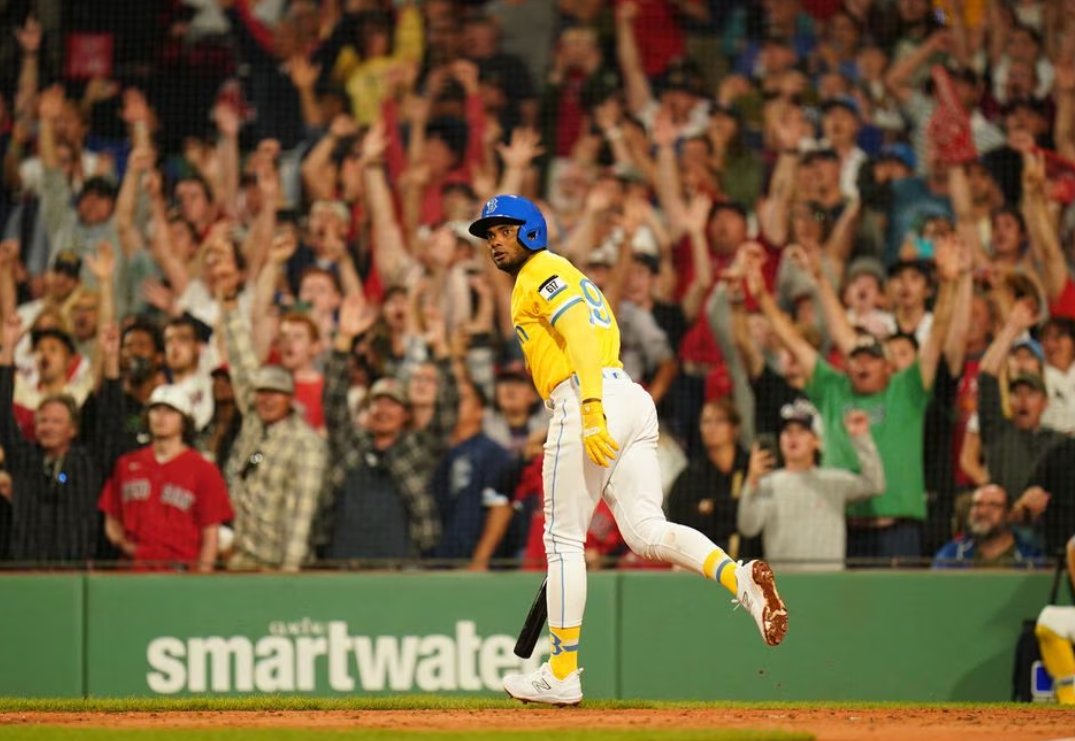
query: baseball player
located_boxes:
[469,195,788,706]
[1036,534,1075,704]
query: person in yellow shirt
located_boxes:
[469,195,788,706]
[332,6,424,127]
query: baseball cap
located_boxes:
[581,68,623,110]
[444,220,484,248]
[877,143,916,170]
[802,148,840,166]
[1003,96,1047,118]
[711,200,749,220]
[147,384,194,417]
[1009,373,1047,394]
[886,330,919,351]
[311,200,351,224]
[849,333,885,359]
[762,25,792,46]
[632,251,661,275]
[77,176,117,202]
[657,58,704,96]
[821,95,861,119]
[845,256,886,286]
[496,360,529,383]
[779,400,819,433]
[612,164,649,187]
[369,377,409,406]
[252,365,295,395]
[1011,337,1045,364]
[949,66,981,86]
[31,327,77,355]
[586,242,618,268]
[52,250,83,278]
[888,258,934,281]
[710,102,742,122]
[598,223,659,259]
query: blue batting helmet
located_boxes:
[468,194,547,250]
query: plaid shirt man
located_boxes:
[324,350,458,554]
[223,308,326,571]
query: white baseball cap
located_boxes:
[147,384,194,417]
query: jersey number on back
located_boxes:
[580,279,612,328]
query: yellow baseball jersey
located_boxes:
[511,251,622,400]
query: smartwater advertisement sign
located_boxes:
[84,573,617,697]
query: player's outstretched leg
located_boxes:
[604,384,788,647]
[503,662,583,706]
[734,560,788,647]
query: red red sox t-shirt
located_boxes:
[98,447,234,565]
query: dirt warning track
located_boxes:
[3,707,1074,741]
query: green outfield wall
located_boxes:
[0,571,1059,700]
[0,575,84,697]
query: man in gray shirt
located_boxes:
[737,401,886,571]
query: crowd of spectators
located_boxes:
[0,0,1073,572]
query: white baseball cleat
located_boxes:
[734,560,788,647]
[503,662,583,706]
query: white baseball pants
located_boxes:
[542,369,724,629]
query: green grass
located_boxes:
[0,697,1045,713]
[0,730,812,741]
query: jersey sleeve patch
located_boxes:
[538,275,567,302]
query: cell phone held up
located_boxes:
[755,433,782,468]
[755,433,778,458]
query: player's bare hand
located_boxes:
[581,399,619,467]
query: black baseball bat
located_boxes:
[513,577,548,658]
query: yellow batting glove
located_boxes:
[581,399,620,467]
